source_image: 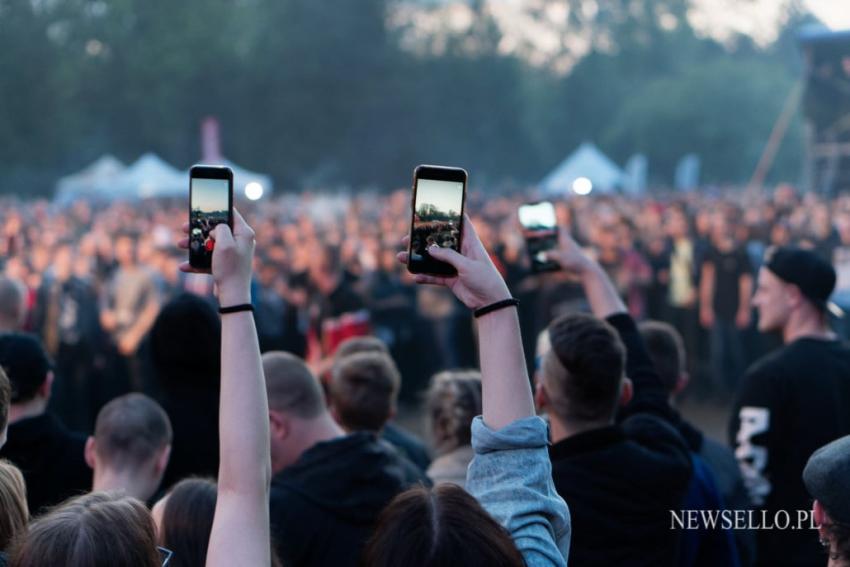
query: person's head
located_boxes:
[753,247,836,335]
[334,335,390,361]
[0,333,53,413]
[114,233,138,268]
[150,293,221,388]
[535,313,631,434]
[262,351,334,474]
[0,275,27,332]
[0,367,9,447]
[0,459,28,551]
[52,242,76,281]
[85,394,172,502]
[361,484,525,567]
[639,321,688,398]
[152,478,217,567]
[804,435,850,565]
[9,492,161,567]
[665,208,689,240]
[426,370,482,455]
[329,351,401,433]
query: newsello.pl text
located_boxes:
[670,510,818,531]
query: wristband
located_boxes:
[219,303,254,315]
[473,298,519,319]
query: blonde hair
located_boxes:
[0,459,28,550]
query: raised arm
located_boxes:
[399,216,570,565]
[179,209,271,567]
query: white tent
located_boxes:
[55,155,126,202]
[540,143,625,195]
[115,153,185,198]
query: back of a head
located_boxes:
[262,351,327,419]
[330,351,400,432]
[0,460,27,550]
[160,478,217,567]
[10,492,160,567]
[0,333,51,405]
[150,293,221,387]
[0,276,25,330]
[94,393,172,471]
[334,336,390,360]
[638,320,685,394]
[426,370,482,454]
[362,484,524,567]
[543,313,626,423]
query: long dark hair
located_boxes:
[361,485,525,567]
[159,478,217,567]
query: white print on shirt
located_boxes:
[735,406,772,507]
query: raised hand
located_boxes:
[398,215,510,309]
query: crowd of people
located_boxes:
[0,184,847,565]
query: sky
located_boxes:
[416,179,464,215]
[191,177,230,213]
[803,0,850,30]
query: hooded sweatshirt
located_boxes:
[269,431,426,567]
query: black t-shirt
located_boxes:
[730,338,850,566]
[705,245,751,319]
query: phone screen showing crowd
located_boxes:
[190,177,231,269]
[410,178,464,275]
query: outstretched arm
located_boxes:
[180,210,271,567]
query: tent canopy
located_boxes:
[55,155,126,202]
[116,153,185,198]
[540,143,625,195]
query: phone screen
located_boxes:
[518,201,559,272]
[409,168,466,276]
[189,168,233,270]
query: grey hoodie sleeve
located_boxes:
[466,416,570,567]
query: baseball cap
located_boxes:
[764,246,841,316]
[803,435,850,525]
[0,333,53,403]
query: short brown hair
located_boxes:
[262,351,326,419]
[334,336,389,360]
[10,492,160,567]
[94,393,172,471]
[361,484,524,567]
[0,459,27,550]
[543,313,626,423]
[0,366,9,435]
[639,320,685,393]
[330,352,400,432]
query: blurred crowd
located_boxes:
[3,184,850,431]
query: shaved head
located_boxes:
[262,352,326,419]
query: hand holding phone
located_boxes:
[407,165,467,276]
[518,201,560,273]
[188,165,234,272]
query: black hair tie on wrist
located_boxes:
[473,298,519,319]
[219,303,254,315]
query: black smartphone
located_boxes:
[408,165,467,276]
[189,165,234,271]
[518,201,560,273]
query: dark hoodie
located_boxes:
[549,314,693,566]
[269,432,426,567]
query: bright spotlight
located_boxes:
[572,177,593,195]
[245,182,264,201]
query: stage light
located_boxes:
[572,177,593,195]
[245,182,264,201]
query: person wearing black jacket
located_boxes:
[535,234,694,566]
[731,247,850,566]
[0,333,91,514]
[262,351,423,567]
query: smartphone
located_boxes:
[189,165,234,271]
[518,201,560,273]
[408,165,467,276]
